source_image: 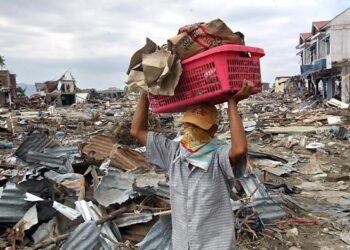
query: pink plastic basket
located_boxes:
[148,44,265,113]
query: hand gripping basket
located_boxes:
[148,44,265,113]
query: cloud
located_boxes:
[0,0,349,89]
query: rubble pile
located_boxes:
[0,91,350,249]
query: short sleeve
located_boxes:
[215,145,246,180]
[146,132,179,170]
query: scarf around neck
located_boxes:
[179,138,226,171]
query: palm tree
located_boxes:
[0,55,5,70]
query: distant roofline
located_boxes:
[323,6,350,29]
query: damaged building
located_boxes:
[95,87,125,100]
[0,70,16,107]
[274,76,292,94]
[35,71,90,106]
[296,7,350,102]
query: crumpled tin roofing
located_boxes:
[114,213,153,228]
[238,171,286,222]
[26,151,74,173]
[81,134,114,161]
[239,171,269,200]
[110,147,151,171]
[60,221,99,250]
[0,182,33,224]
[94,170,137,207]
[94,170,167,207]
[231,196,287,222]
[75,200,121,247]
[136,215,172,250]
[15,133,58,161]
[32,217,60,245]
[43,146,79,156]
[134,178,170,199]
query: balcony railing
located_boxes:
[300,58,327,78]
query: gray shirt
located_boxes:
[146,132,246,250]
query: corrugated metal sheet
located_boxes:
[26,151,73,173]
[0,182,33,224]
[75,200,121,247]
[231,196,286,222]
[94,170,138,207]
[60,221,99,250]
[15,133,58,161]
[135,172,167,189]
[110,147,151,171]
[43,146,79,156]
[44,171,82,183]
[238,171,286,222]
[114,213,153,228]
[265,165,295,176]
[136,215,172,250]
[94,170,166,207]
[239,171,269,200]
[27,151,66,165]
[81,134,114,160]
[248,151,288,164]
[134,174,169,198]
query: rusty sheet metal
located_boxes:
[110,147,151,171]
[81,134,114,161]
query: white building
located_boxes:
[296,7,350,103]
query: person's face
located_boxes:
[182,123,217,137]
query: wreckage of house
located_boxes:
[274,76,292,94]
[296,7,350,103]
[0,70,16,107]
[35,71,91,106]
[95,87,125,100]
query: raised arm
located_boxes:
[130,92,149,146]
[228,80,253,164]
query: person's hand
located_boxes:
[232,80,254,103]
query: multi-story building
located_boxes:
[296,7,350,103]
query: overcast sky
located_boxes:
[0,0,349,90]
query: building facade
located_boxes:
[296,7,350,102]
